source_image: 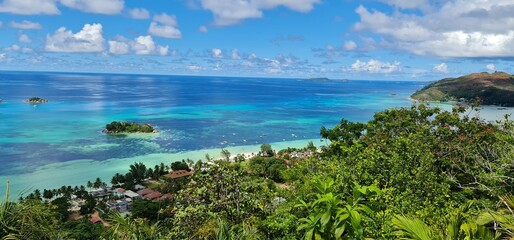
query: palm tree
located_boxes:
[104,212,167,240]
[477,194,514,238]
[393,202,500,240]
[128,162,147,184]
[1,181,62,239]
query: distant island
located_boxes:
[24,97,48,104]
[306,77,350,82]
[103,121,158,134]
[411,72,514,106]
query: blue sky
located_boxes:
[0,0,512,80]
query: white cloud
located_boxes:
[18,34,31,43]
[433,63,449,73]
[187,65,202,71]
[45,23,104,52]
[157,45,169,56]
[128,8,149,19]
[132,35,155,55]
[3,44,33,53]
[199,0,321,26]
[0,0,60,15]
[378,0,431,10]
[212,48,222,58]
[231,49,240,60]
[486,64,495,71]
[148,13,182,39]
[59,0,124,14]
[108,35,168,55]
[349,59,402,74]
[343,41,357,51]
[198,25,208,33]
[108,40,129,55]
[131,35,169,55]
[354,1,514,58]
[9,20,42,29]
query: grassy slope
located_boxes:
[411,72,514,106]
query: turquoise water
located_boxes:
[0,72,428,196]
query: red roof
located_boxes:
[159,193,174,201]
[115,188,125,193]
[144,191,163,200]
[137,188,155,196]
[163,170,193,179]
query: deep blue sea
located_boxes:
[0,71,425,195]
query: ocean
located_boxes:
[0,71,510,197]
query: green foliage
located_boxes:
[171,160,190,171]
[296,178,381,239]
[411,72,514,106]
[105,121,156,133]
[51,196,71,222]
[260,144,274,157]
[79,194,96,215]
[221,149,231,161]
[130,199,162,221]
[1,185,62,239]
[61,219,104,240]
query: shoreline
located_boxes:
[0,138,325,198]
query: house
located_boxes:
[113,188,125,198]
[159,193,173,201]
[143,191,163,200]
[163,170,193,179]
[137,188,154,196]
[107,200,129,213]
[124,190,140,200]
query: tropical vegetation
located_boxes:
[1,103,513,239]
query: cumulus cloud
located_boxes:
[349,59,402,74]
[59,0,124,14]
[45,23,104,52]
[131,35,169,55]
[433,63,449,73]
[199,0,321,26]
[211,48,222,58]
[354,1,514,58]
[9,20,41,29]
[231,49,240,60]
[344,41,357,51]
[486,64,495,71]
[108,40,129,55]
[132,35,155,55]
[148,13,182,39]
[0,0,60,15]
[18,34,31,43]
[3,44,33,53]
[187,64,202,71]
[157,45,169,56]
[128,8,149,19]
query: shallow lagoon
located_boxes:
[2,72,510,196]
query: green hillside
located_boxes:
[411,72,514,106]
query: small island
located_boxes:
[24,97,49,104]
[103,121,158,134]
[411,72,514,106]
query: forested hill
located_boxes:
[411,72,514,106]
